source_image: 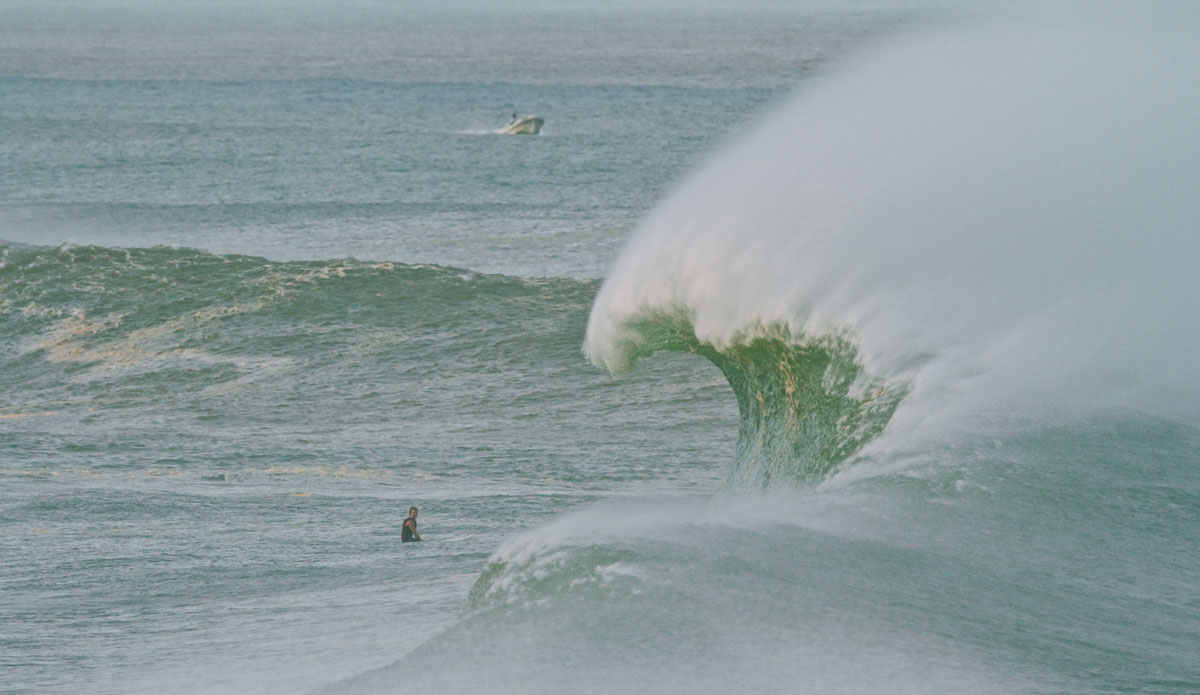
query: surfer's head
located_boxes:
[409,507,418,518]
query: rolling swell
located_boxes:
[0,241,607,478]
[0,240,596,373]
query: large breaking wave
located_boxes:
[585,16,1200,486]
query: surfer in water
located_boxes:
[401,507,421,542]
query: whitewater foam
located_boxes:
[586,16,1200,470]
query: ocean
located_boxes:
[2,3,1198,694]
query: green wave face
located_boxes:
[618,314,906,488]
[706,333,905,488]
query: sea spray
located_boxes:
[586,17,1200,479]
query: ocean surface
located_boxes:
[3,4,1199,695]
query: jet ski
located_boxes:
[498,115,544,135]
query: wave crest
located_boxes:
[591,310,904,486]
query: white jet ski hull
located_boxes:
[499,116,544,135]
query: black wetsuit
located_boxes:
[401,517,419,542]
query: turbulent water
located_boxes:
[4,4,1200,695]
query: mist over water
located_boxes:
[587,16,1200,463]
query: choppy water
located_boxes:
[3,4,1199,695]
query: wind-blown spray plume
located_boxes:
[585,18,1200,487]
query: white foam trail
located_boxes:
[586,14,1200,441]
